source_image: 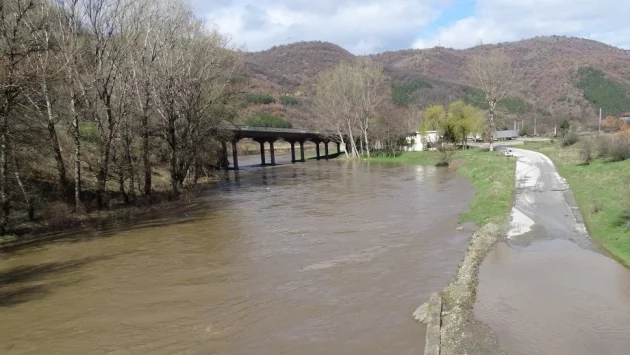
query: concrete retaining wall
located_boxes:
[424,293,442,355]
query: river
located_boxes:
[0,158,475,355]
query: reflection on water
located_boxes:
[1,161,475,355]
[476,240,630,355]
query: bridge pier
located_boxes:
[315,142,321,160]
[221,141,229,171]
[336,142,341,153]
[324,141,329,160]
[290,141,296,163]
[299,141,305,162]
[231,139,239,170]
[257,140,266,165]
[269,140,276,165]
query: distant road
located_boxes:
[468,137,551,149]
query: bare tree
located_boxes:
[23,3,70,195]
[313,59,389,158]
[466,50,519,151]
[0,0,40,233]
[127,0,165,197]
[52,0,89,211]
[152,6,240,195]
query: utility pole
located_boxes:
[599,108,602,133]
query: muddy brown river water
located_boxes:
[0,159,476,355]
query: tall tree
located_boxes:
[313,59,389,157]
[0,0,40,233]
[466,50,519,151]
[24,2,70,195]
[151,5,239,195]
[447,100,484,147]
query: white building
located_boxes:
[405,131,439,151]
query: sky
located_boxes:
[190,0,630,54]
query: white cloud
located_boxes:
[413,0,630,50]
[194,0,441,54]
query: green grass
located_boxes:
[369,150,516,226]
[527,142,630,266]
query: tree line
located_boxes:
[0,0,241,234]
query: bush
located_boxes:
[595,134,630,161]
[561,131,579,147]
[596,134,612,158]
[245,112,292,128]
[279,95,300,106]
[579,138,593,164]
[245,93,275,105]
[371,150,403,158]
[436,144,454,167]
[229,75,248,84]
[610,136,630,161]
[80,123,100,144]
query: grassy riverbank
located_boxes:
[370,150,516,226]
[525,141,630,266]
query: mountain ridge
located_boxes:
[243,36,630,126]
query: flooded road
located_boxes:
[1,160,475,355]
[475,149,630,355]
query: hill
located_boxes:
[244,41,354,89]
[243,36,630,129]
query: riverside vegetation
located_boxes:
[526,136,630,266]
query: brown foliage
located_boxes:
[246,36,630,125]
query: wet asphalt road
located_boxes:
[475,148,630,355]
[506,148,596,249]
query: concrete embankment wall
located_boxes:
[421,223,508,355]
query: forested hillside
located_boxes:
[245,36,630,131]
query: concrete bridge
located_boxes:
[223,126,341,170]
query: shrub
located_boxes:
[371,150,403,158]
[609,136,630,161]
[561,131,579,147]
[595,134,630,161]
[579,137,593,164]
[245,93,275,105]
[279,95,300,106]
[596,134,612,158]
[245,112,292,128]
[229,75,248,84]
[80,123,100,144]
[436,144,454,167]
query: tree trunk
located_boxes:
[44,82,68,193]
[142,113,151,196]
[72,110,82,211]
[338,132,349,158]
[363,129,371,158]
[117,163,129,205]
[359,137,364,155]
[489,102,496,152]
[96,134,113,210]
[13,152,34,221]
[0,122,10,235]
[125,137,136,203]
[168,116,179,195]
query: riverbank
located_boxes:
[369,150,516,226]
[524,141,630,267]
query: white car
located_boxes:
[504,148,514,157]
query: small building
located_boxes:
[619,113,630,122]
[406,131,439,151]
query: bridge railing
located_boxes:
[231,125,321,135]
